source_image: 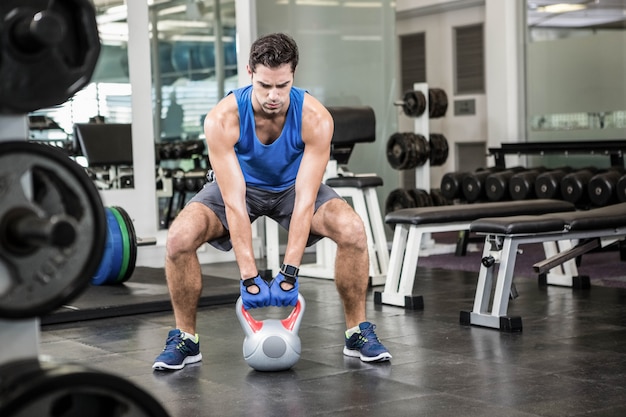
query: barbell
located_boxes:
[0,141,106,319]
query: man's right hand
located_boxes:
[240,275,271,310]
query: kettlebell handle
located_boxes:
[235,294,305,335]
[282,294,305,331]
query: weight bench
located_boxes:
[461,202,626,332]
[374,199,576,309]
[264,106,389,285]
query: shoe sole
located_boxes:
[152,353,203,371]
[343,347,392,362]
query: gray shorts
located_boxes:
[188,179,341,251]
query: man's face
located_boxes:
[248,63,294,115]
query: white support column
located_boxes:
[485,0,525,153]
[101,1,158,238]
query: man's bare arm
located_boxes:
[282,94,334,267]
[204,96,258,279]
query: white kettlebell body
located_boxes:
[236,294,305,372]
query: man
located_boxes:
[153,33,391,371]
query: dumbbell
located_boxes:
[588,168,625,207]
[560,167,599,206]
[462,167,501,203]
[618,173,626,203]
[534,167,573,199]
[485,167,527,201]
[440,171,469,200]
[509,167,547,200]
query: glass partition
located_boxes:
[29,0,237,228]
[525,1,626,144]
[256,0,398,205]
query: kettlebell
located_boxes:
[235,294,305,372]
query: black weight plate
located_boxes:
[0,0,101,113]
[114,206,137,283]
[428,88,448,118]
[429,133,449,166]
[0,142,106,318]
[385,188,416,215]
[440,171,468,200]
[618,174,626,203]
[386,133,412,170]
[408,133,430,167]
[402,90,426,117]
[0,360,170,417]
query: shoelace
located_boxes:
[359,325,381,345]
[163,334,191,354]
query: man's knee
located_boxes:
[333,210,368,251]
[166,204,220,258]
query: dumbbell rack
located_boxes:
[412,82,431,193]
[489,141,626,169]
[411,83,442,254]
[0,114,40,368]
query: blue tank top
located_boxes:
[231,85,306,191]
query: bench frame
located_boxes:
[461,227,626,332]
[374,200,576,310]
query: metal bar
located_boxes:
[533,239,599,274]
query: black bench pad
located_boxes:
[470,215,565,235]
[470,202,626,235]
[326,175,383,188]
[385,199,575,226]
[562,202,626,231]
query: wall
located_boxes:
[396,1,488,186]
[527,31,626,142]
[396,0,526,184]
[254,1,399,209]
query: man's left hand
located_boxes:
[270,264,299,307]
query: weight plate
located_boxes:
[401,90,426,117]
[617,174,626,203]
[0,0,101,113]
[91,210,114,286]
[92,208,124,285]
[113,206,137,283]
[0,141,106,318]
[0,360,170,417]
[108,207,130,283]
[385,188,416,215]
[107,208,125,284]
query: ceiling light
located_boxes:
[537,3,587,13]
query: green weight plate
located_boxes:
[109,207,130,283]
[105,207,124,285]
[114,206,137,283]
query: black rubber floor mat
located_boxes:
[42,267,239,325]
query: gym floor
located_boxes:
[40,261,626,417]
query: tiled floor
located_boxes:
[39,262,626,417]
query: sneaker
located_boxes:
[343,322,392,362]
[152,329,202,371]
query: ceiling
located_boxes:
[527,0,626,29]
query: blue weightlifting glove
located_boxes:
[269,264,299,307]
[240,275,271,310]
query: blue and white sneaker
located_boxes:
[343,322,392,362]
[152,329,202,371]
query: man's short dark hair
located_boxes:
[249,33,299,73]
